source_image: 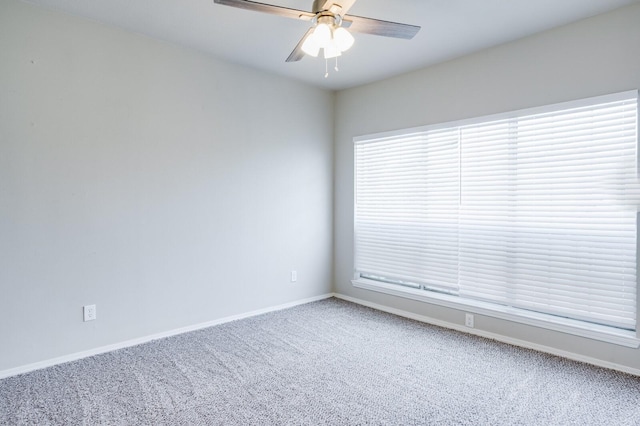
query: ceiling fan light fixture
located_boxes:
[333,27,354,52]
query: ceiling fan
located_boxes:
[213,0,420,66]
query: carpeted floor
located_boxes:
[1,298,639,425]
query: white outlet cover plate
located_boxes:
[83,304,97,322]
[465,313,474,328]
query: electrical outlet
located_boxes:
[465,313,474,328]
[291,270,297,282]
[83,304,97,322]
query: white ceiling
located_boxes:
[22,0,640,90]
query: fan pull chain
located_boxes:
[323,57,340,78]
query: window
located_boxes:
[354,91,638,339]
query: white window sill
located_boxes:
[352,278,640,348]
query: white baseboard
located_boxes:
[0,293,334,380]
[334,293,640,377]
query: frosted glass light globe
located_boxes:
[313,23,332,48]
[301,33,320,57]
[333,27,354,52]
[323,39,342,59]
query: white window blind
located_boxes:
[355,128,459,292]
[354,91,638,331]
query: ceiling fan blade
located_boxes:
[343,15,420,39]
[286,28,314,62]
[214,0,314,21]
[318,0,358,16]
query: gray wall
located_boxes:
[0,0,333,372]
[334,3,640,370]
